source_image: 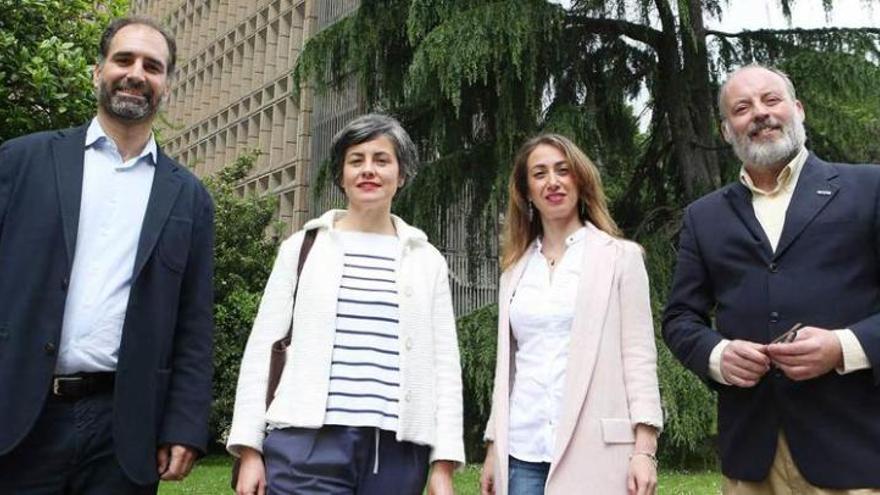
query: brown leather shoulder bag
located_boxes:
[230,228,317,489]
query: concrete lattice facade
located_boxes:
[130,0,498,315]
[130,0,359,235]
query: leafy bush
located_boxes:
[0,0,127,144]
[640,229,717,469]
[456,304,499,461]
[203,151,280,446]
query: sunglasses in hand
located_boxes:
[770,323,803,344]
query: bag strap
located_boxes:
[281,228,318,344]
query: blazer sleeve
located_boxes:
[429,257,466,465]
[158,188,216,453]
[0,142,14,239]
[661,206,724,381]
[226,232,302,455]
[847,183,880,384]
[483,269,511,443]
[619,243,664,430]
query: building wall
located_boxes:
[130,0,498,316]
[131,0,319,235]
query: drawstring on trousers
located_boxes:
[373,428,380,474]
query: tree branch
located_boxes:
[707,26,880,39]
[565,14,662,48]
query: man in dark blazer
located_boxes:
[663,64,880,493]
[0,16,214,493]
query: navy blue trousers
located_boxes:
[0,393,157,494]
[264,426,430,495]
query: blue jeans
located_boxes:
[509,456,550,495]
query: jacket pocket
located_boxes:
[600,418,635,444]
[157,216,193,273]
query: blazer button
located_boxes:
[404,286,413,297]
[404,391,412,402]
[61,277,69,290]
[769,311,780,323]
[44,342,56,356]
[768,263,778,273]
[405,337,414,350]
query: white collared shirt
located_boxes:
[55,118,157,374]
[507,227,586,463]
[738,147,808,251]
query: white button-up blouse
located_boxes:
[508,227,586,463]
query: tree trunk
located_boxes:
[654,0,722,200]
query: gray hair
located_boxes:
[329,113,419,192]
[717,63,798,119]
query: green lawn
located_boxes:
[159,456,721,494]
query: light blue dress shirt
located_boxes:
[55,118,157,374]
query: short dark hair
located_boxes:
[329,113,419,192]
[99,16,177,76]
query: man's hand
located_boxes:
[427,460,455,495]
[234,448,266,495]
[157,444,198,481]
[480,442,496,495]
[721,340,771,387]
[767,326,842,381]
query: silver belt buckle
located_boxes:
[52,376,78,396]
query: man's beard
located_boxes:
[96,78,158,122]
[726,113,806,169]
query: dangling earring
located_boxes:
[528,200,534,222]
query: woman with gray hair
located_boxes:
[228,113,465,495]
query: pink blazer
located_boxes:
[485,223,663,494]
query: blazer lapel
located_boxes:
[773,156,838,259]
[494,251,531,494]
[723,183,773,258]
[51,126,89,267]
[552,226,617,468]
[502,254,530,313]
[132,152,182,280]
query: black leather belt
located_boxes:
[50,372,115,400]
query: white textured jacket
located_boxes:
[227,210,465,465]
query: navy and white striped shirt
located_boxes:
[324,231,401,431]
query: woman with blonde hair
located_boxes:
[480,134,663,495]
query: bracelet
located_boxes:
[629,451,658,467]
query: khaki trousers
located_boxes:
[723,433,880,495]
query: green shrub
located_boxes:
[204,151,280,446]
[456,304,499,461]
[640,230,717,469]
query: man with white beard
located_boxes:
[663,64,880,494]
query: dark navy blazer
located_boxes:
[0,124,214,485]
[663,154,880,489]
[663,155,880,488]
